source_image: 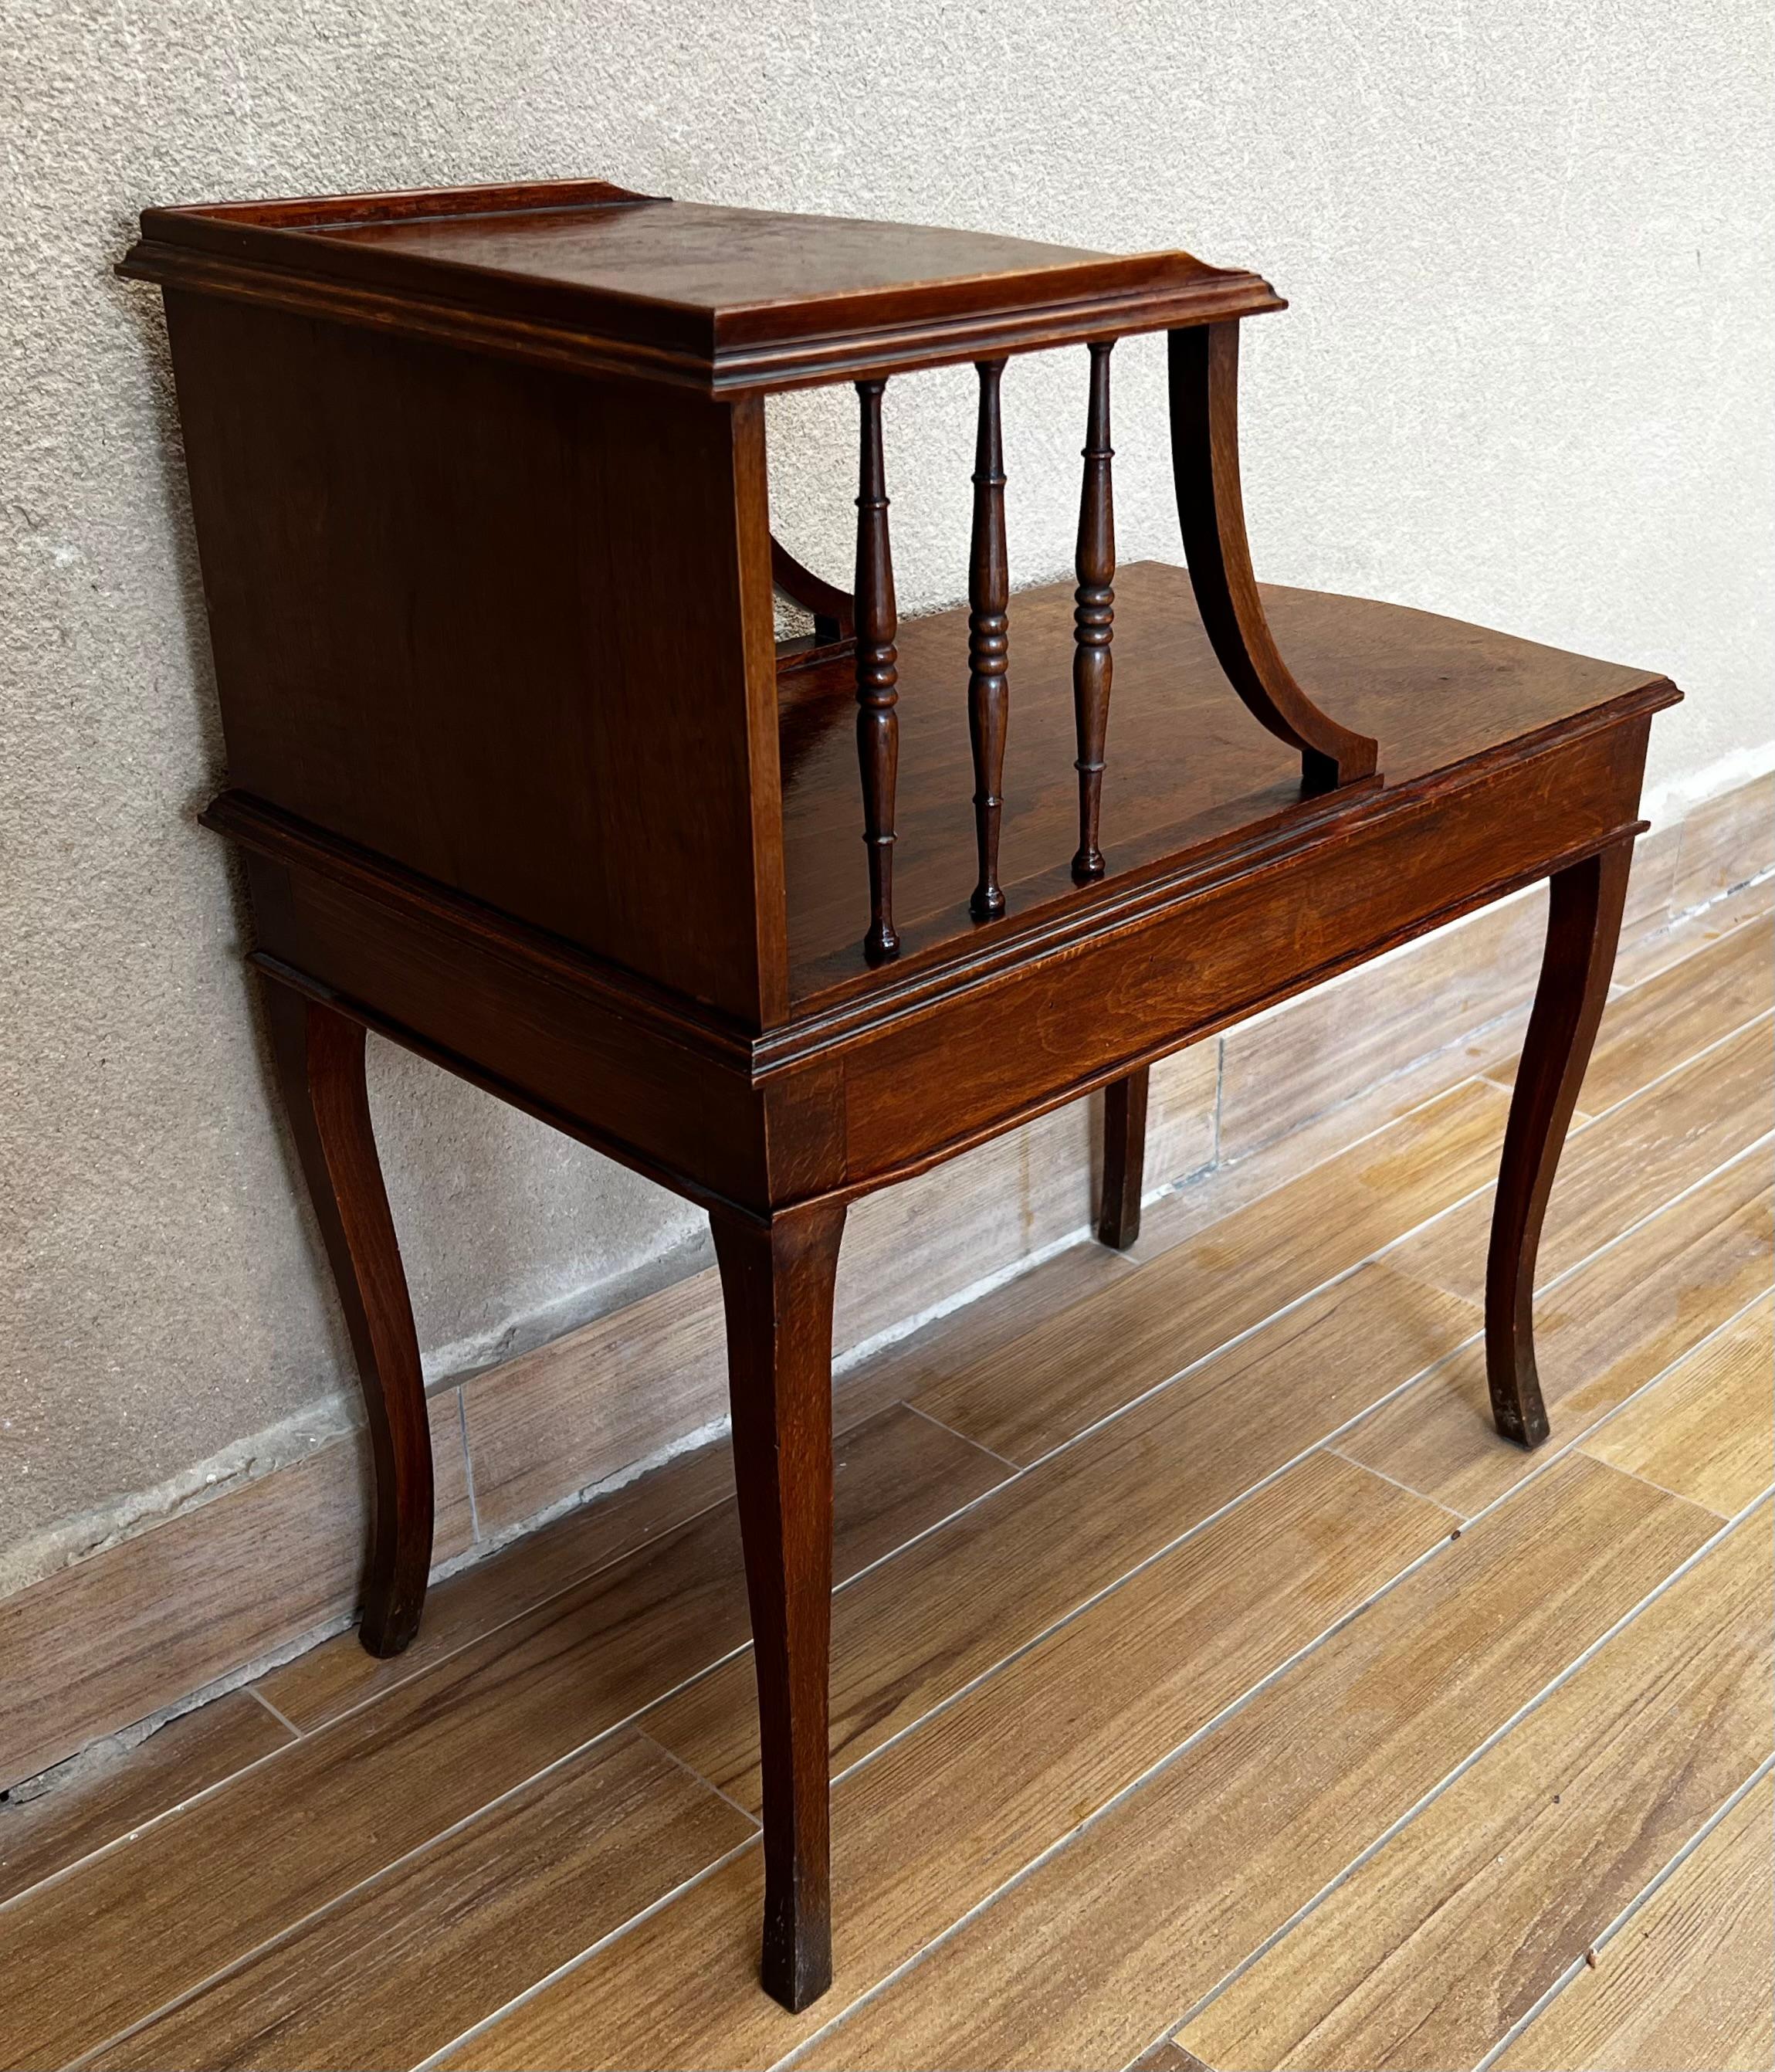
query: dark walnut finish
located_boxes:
[122,179,1679,2013]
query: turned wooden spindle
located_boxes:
[1071,340,1116,882]
[854,378,900,962]
[967,359,1011,920]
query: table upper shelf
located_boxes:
[118,178,1284,393]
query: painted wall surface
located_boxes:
[3,0,1770,1580]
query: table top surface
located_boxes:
[122,180,1282,390]
[780,560,1675,1005]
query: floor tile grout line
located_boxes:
[247,1687,302,1739]
[1162,916,1768,1252]
[1322,1444,1465,1521]
[456,1387,483,1548]
[633,1726,763,1831]
[1568,1005,1773,1133]
[1206,874,1763,1202]
[815,1337,1488,1805]
[774,1558,1466,2072]
[899,1398,1020,1471]
[771,1511,1477,2072]
[17,997,1763,1949]
[64,1712,762,2070]
[412,1835,762,2072]
[1158,1491,1773,2053]
[1456,1287,1775,1538]
[1469,1749,1775,2072]
[10,890,1763,2023]
[1021,1120,1772,1497]
[1564,1283,1773,1471]
[14,1124,1765,1939]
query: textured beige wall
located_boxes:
[3,1,1770,1575]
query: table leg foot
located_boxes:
[264,981,434,1657]
[713,1197,847,2011]
[1098,1065,1150,1250]
[1485,840,1633,1449]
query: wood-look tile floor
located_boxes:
[3,901,1770,2072]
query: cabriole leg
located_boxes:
[712,1197,848,2012]
[1099,1065,1150,1250]
[1485,841,1633,1446]
[263,980,433,1656]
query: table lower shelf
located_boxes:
[780,560,1665,1008]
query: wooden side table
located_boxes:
[122,181,1678,2010]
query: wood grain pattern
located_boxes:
[915,1080,1506,1463]
[778,562,1665,1000]
[442,1453,1449,2071]
[1391,1015,1772,1307]
[0,1694,291,1908]
[1178,1506,1772,2070]
[828,1235,1136,1436]
[462,1261,730,1539]
[1582,1296,1775,1518]
[642,1263,1475,1813]
[125,188,1286,392]
[1482,912,1773,1114]
[1614,869,1775,990]
[0,1402,471,1791]
[0,1402,1002,2070]
[88,1731,752,2072]
[1671,771,1775,916]
[1218,887,1548,1162]
[1129,2042,1214,2072]
[256,1430,740,1731]
[266,1402,1005,1738]
[1494,1770,1775,2072]
[793,1457,1719,2072]
[122,175,1692,2016]
[455,1051,1215,1542]
[1343,1148,1773,1516]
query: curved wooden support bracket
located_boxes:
[771,536,854,645]
[1167,322,1379,795]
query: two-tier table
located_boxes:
[121,180,1678,2011]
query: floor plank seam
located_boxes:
[818,1365,1483,1812]
[898,1398,1020,1471]
[771,1511,1490,2072]
[1322,1444,1464,1521]
[1567,1006,1773,1134]
[1470,1748,1775,2072]
[1458,1290,1775,1538]
[246,1686,302,1738]
[0,1693,340,1926]
[456,1387,484,1547]
[410,1833,763,2072]
[633,1726,764,1830]
[15,1100,1763,1968]
[62,1696,761,2071]
[1153,1493,1773,2057]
